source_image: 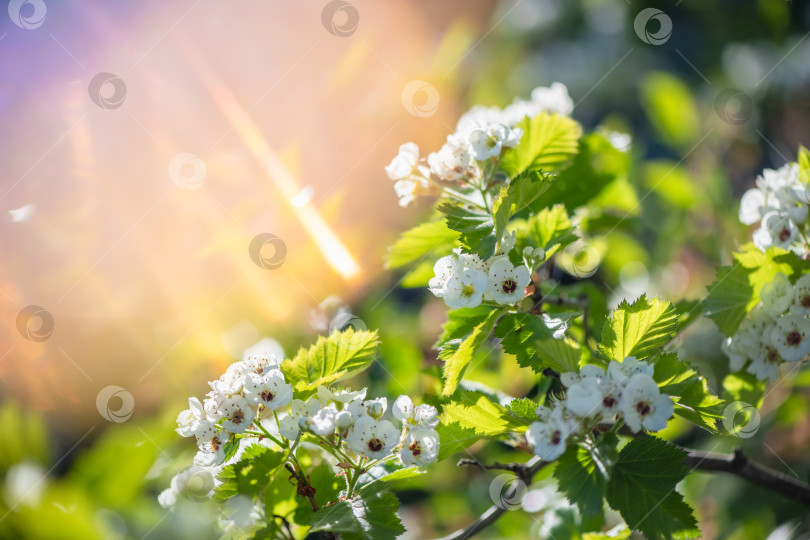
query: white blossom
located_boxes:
[564,380,604,419]
[176,397,207,438]
[218,396,255,433]
[427,134,479,183]
[790,273,810,316]
[346,416,400,459]
[243,373,293,410]
[484,258,530,305]
[760,273,794,317]
[400,428,440,466]
[526,407,572,461]
[392,395,439,429]
[467,123,522,160]
[619,374,673,433]
[770,314,810,362]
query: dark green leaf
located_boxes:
[308,482,405,540]
[605,436,698,539]
[435,305,498,349]
[438,202,496,259]
[653,354,724,433]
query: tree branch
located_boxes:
[431,446,810,540]
[685,447,810,506]
[430,457,548,540]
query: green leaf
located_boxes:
[554,432,618,520]
[722,371,765,410]
[442,310,501,396]
[308,482,405,540]
[506,397,539,423]
[385,219,460,269]
[534,336,582,374]
[653,354,724,433]
[500,112,582,177]
[292,462,343,525]
[282,329,379,396]
[442,391,529,436]
[704,246,808,337]
[435,305,497,349]
[605,436,698,539]
[640,72,700,151]
[214,445,286,501]
[530,132,631,212]
[435,421,486,461]
[492,170,553,242]
[372,466,426,484]
[496,312,579,374]
[799,145,810,186]
[525,204,578,258]
[598,295,678,362]
[438,202,496,259]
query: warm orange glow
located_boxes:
[181,41,361,280]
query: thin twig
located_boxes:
[685,447,810,506]
[271,514,295,540]
[430,457,547,540]
[432,446,810,540]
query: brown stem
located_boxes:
[685,447,810,506]
[431,446,810,540]
[430,457,547,540]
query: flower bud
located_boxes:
[298,416,312,432]
[335,410,354,430]
[532,247,546,261]
[367,401,384,420]
[523,246,534,257]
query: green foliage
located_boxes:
[496,312,580,374]
[799,145,810,185]
[282,328,379,396]
[307,482,405,540]
[531,132,632,212]
[385,219,460,269]
[438,202,496,259]
[554,432,618,521]
[523,204,578,257]
[442,310,501,396]
[606,436,698,539]
[442,391,530,436]
[640,72,700,151]
[598,295,678,362]
[722,371,766,410]
[435,420,487,461]
[214,445,286,500]
[492,169,553,242]
[506,397,539,423]
[500,112,582,177]
[704,246,809,336]
[653,354,724,433]
[435,305,498,349]
[0,401,49,469]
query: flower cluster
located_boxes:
[722,273,810,382]
[526,357,674,460]
[384,82,573,207]
[161,348,441,509]
[428,234,536,309]
[739,162,810,253]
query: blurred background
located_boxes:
[1,0,810,538]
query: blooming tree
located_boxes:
[161,84,810,539]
